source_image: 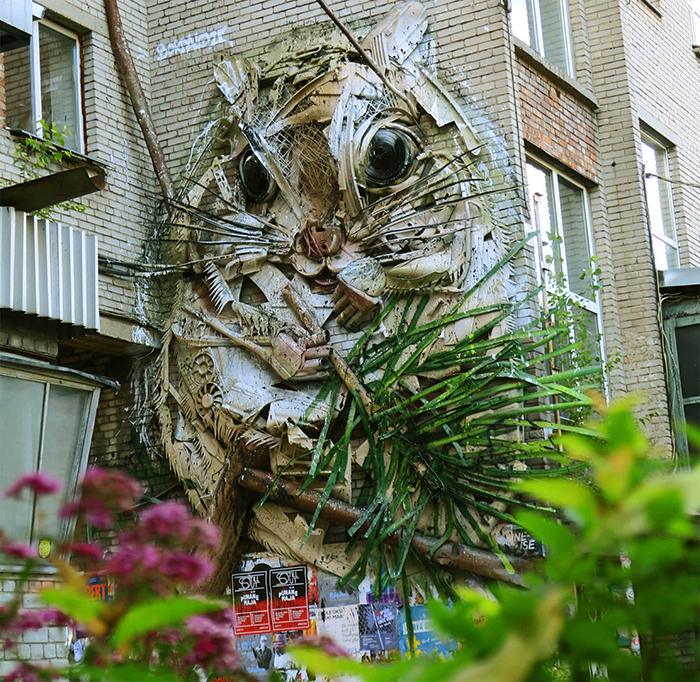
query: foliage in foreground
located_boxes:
[291,401,700,681]
[0,468,251,681]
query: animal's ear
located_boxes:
[214,58,258,124]
[361,1,429,67]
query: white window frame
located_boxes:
[640,131,680,270]
[510,0,576,76]
[18,17,84,152]
[526,158,606,378]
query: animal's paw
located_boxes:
[333,257,386,331]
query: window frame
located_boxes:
[6,17,85,153]
[510,0,576,77]
[525,157,606,377]
[640,130,680,270]
[663,308,700,467]
[0,353,110,566]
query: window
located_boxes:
[641,132,679,270]
[525,160,604,372]
[510,0,575,76]
[664,309,700,466]
[0,354,104,556]
[691,0,700,54]
[4,18,83,152]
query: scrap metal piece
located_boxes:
[0,168,105,213]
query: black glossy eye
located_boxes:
[366,129,415,186]
[239,149,275,202]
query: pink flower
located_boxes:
[5,662,60,681]
[296,635,351,658]
[159,552,213,585]
[140,502,191,540]
[105,544,161,581]
[12,609,70,634]
[81,467,142,511]
[61,542,104,561]
[184,614,239,672]
[1,542,37,560]
[59,498,113,529]
[186,518,221,551]
[4,473,61,499]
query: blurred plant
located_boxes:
[11,120,87,219]
[0,467,250,681]
[290,400,700,681]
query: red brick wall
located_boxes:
[516,58,598,183]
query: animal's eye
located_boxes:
[365,129,417,187]
[239,149,276,203]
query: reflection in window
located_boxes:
[510,0,575,76]
[526,160,603,386]
[4,20,83,152]
[641,134,679,270]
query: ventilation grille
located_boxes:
[0,207,100,331]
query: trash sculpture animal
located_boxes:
[148,1,593,591]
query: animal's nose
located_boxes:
[302,220,345,259]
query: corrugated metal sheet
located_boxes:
[0,207,100,331]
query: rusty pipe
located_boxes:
[104,0,174,200]
[239,467,531,587]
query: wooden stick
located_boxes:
[239,467,532,587]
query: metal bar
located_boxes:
[0,167,106,213]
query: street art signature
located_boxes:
[148,1,584,587]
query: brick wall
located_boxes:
[516,58,598,183]
[0,575,69,677]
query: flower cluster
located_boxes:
[183,610,239,672]
[0,467,240,681]
[59,467,142,529]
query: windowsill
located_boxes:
[0,561,60,577]
[639,0,663,18]
[513,37,599,111]
[6,127,114,173]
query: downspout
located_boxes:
[104,0,174,200]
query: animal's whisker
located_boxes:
[356,151,483,220]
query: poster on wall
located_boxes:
[316,604,361,652]
[270,565,310,631]
[398,604,457,658]
[358,603,400,652]
[232,570,272,636]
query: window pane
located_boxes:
[642,139,678,269]
[539,0,571,74]
[527,163,559,281]
[652,236,679,271]
[34,385,91,540]
[0,376,45,543]
[675,324,700,400]
[510,0,534,45]
[558,178,593,300]
[4,44,34,132]
[39,24,80,151]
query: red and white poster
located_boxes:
[232,570,272,636]
[270,565,310,632]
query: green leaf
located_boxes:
[517,479,596,522]
[41,588,104,623]
[75,663,182,681]
[289,644,365,678]
[111,596,225,646]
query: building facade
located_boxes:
[1,0,698,673]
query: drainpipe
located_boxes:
[104,0,174,200]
